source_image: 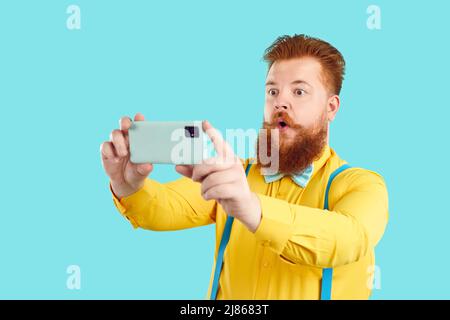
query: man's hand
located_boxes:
[175,121,262,233]
[100,113,153,199]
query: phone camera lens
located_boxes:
[184,126,199,138]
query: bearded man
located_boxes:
[100,34,389,300]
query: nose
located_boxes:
[275,104,288,110]
[273,92,290,111]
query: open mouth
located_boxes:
[277,120,289,130]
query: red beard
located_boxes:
[256,111,328,175]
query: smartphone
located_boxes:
[128,121,206,164]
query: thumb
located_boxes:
[134,163,153,177]
[175,165,194,178]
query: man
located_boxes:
[100,34,389,300]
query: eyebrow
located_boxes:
[265,79,311,87]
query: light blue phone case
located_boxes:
[128,121,206,164]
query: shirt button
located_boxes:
[263,262,269,268]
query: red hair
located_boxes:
[263,34,346,95]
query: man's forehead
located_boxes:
[266,57,322,84]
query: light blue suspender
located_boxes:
[210,162,352,300]
[210,163,253,300]
[320,163,352,300]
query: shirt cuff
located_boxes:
[110,180,155,229]
[253,194,295,254]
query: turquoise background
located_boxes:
[1,0,449,299]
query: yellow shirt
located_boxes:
[111,145,389,299]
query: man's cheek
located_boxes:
[263,108,272,122]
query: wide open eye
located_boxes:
[295,89,306,96]
[268,89,278,96]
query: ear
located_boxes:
[327,95,340,122]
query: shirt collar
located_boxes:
[261,144,331,188]
[263,163,314,187]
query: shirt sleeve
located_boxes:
[110,176,217,230]
[253,168,389,268]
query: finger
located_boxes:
[100,141,120,163]
[203,183,235,201]
[119,116,133,133]
[134,113,145,121]
[201,169,239,196]
[191,158,234,183]
[202,120,235,162]
[110,129,128,157]
[175,165,194,178]
[134,163,153,176]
